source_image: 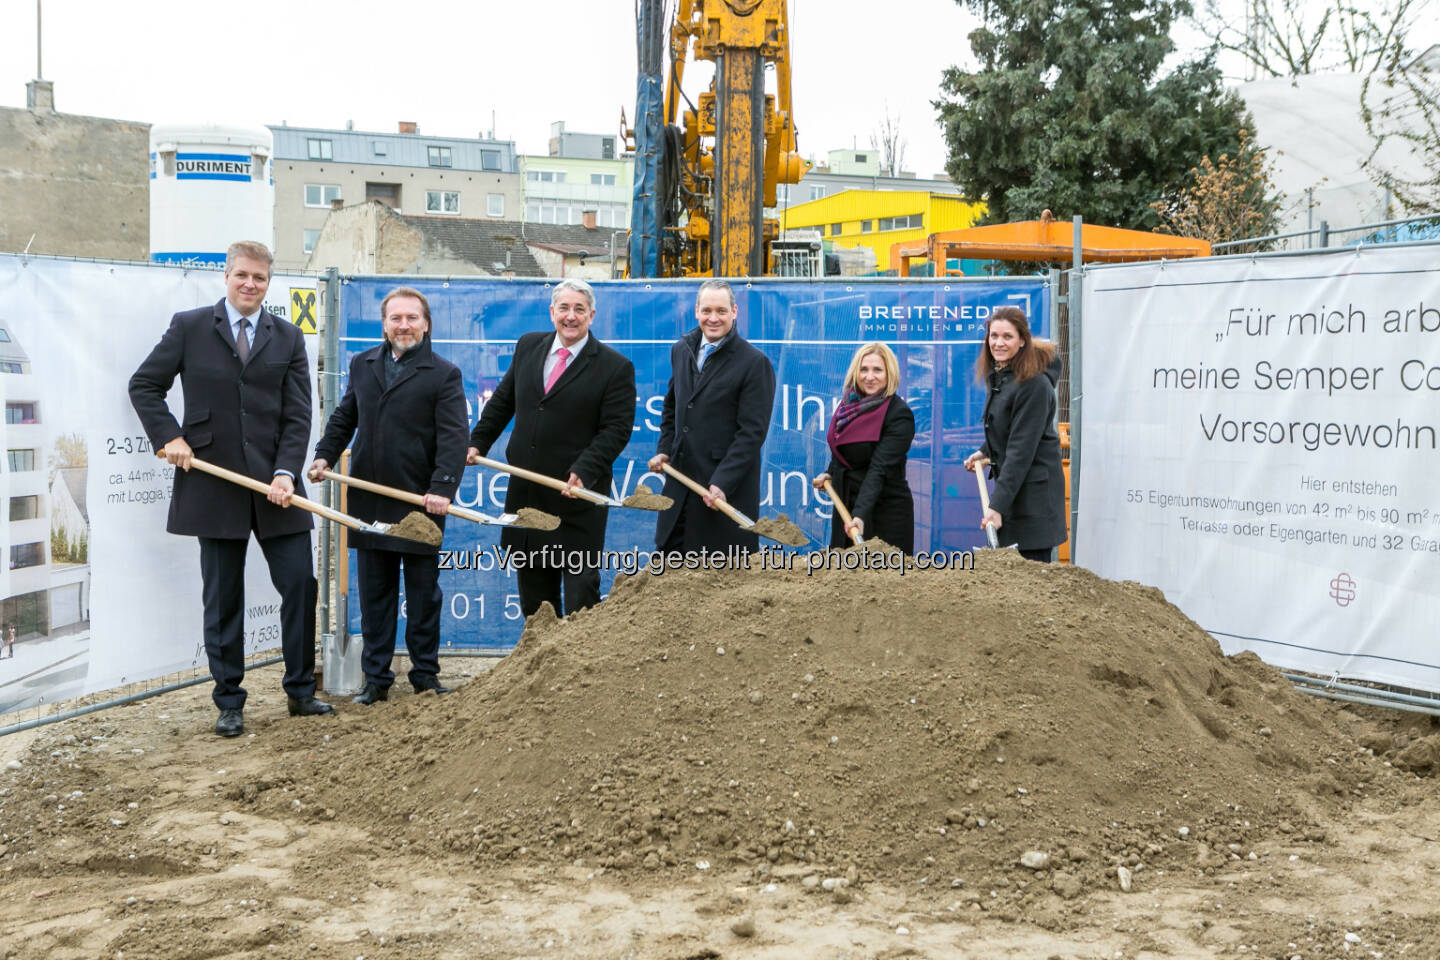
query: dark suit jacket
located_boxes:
[469,331,637,553]
[313,339,469,554]
[129,299,313,540]
[826,395,916,553]
[654,327,777,552]
[981,354,1067,551]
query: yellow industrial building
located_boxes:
[778,190,986,272]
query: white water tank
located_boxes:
[149,123,274,266]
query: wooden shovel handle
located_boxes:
[659,461,752,528]
[972,456,1000,548]
[320,469,498,525]
[188,457,368,533]
[822,479,863,545]
[469,453,613,507]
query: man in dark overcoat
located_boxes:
[467,279,636,618]
[648,279,776,557]
[129,241,332,738]
[309,287,468,704]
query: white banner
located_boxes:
[0,254,318,715]
[1077,245,1440,691]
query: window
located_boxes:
[878,214,924,231]
[855,153,868,163]
[481,151,501,171]
[602,137,615,159]
[486,193,504,217]
[776,184,791,203]
[525,200,540,221]
[5,402,36,424]
[809,185,827,201]
[528,170,564,184]
[307,138,332,160]
[7,449,36,472]
[9,496,38,521]
[365,182,400,207]
[427,145,453,167]
[304,184,341,207]
[861,220,872,233]
[0,329,10,342]
[303,229,321,254]
[0,361,22,374]
[425,190,460,214]
[590,173,616,186]
[372,140,388,156]
[10,542,44,570]
[4,589,49,636]
[830,222,844,236]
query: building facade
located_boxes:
[774,148,962,210]
[778,190,985,272]
[2,322,52,640]
[521,122,633,230]
[270,124,523,271]
[0,85,149,262]
[306,201,624,279]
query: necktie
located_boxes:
[697,340,716,372]
[236,316,251,364]
[545,347,570,393]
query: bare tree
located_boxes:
[870,105,907,177]
[1362,49,1440,213]
[1150,129,1286,244]
[1194,0,1426,79]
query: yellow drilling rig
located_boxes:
[626,0,809,278]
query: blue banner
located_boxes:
[336,276,1051,650]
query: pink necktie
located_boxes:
[545,347,570,393]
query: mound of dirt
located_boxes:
[267,550,1379,893]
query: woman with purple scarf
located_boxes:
[812,342,916,552]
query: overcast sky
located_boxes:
[0,0,981,178]
[5,1,1434,182]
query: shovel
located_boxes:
[468,453,671,511]
[186,457,441,545]
[659,462,809,547]
[822,479,863,546]
[317,469,554,530]
[971,456,1001,549]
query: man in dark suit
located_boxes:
[129,241,332,738]
[308,287,468,704]
[467,278,636,618]
[648,279,777,557]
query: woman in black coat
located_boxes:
[964,306,1067,561]
[812,342,916,552]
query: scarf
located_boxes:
[826,392,891,469]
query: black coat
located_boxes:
[312,339,469,554]
[654,328,777,552]
[980,353,1067,551]
[826,396,916,553]
[129,299,313,540]
[469,331,637,553]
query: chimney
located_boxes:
[398,120,417,134]
[582,209,597,230]
[26,78,54,113]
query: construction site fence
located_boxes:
[1066,238,1440,719]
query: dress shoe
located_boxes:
[411,676,451,695]
[353,681,389,705]
[287,695,335,717]
[214,708,244,738]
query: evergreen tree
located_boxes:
[936,0,1253,229]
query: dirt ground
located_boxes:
[3,551,1440,959]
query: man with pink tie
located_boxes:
[466,280,636,618]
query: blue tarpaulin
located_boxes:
[336,276,1052,650]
